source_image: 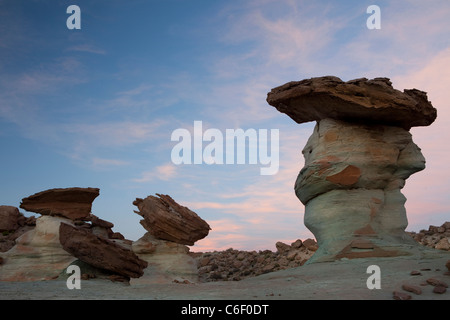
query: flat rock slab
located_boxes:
[20,187,100,220]
[266,76,437,129]
[59,223,147,278]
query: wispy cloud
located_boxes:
[91,157,130,168]
[66,44,106,55]
[132,163,178,183]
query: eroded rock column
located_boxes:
[267,76,437,262]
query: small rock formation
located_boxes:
[133,194,211,245]
[0,187,141,281]
[20,187,100,220]
[59,223,147,279]
[267,76,438,262]
[132,194,211,283]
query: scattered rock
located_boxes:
[407,222,450,251]
[133,194,211,246]
[426,278,448,288]
[410,270,422,276]
[20,187,100,220]
[401,284,422,295]
[196,239,316,282]
[433,285,447,294]
[393,291,412,300]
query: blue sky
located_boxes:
[1,0,449,251]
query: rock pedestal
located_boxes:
[132,194,211,283]
[267,76,437,262]
[1,187,145,281]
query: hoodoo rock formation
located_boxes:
[0,187,146,281]
[267,76,438,263]
[132,194,211,283]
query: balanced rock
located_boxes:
[20,187,100,220]
[133,194,211,246]
[267,76,437,263]
[59,223,147,279]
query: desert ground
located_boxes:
[1,249,448,301]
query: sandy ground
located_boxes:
[1,249,449,301]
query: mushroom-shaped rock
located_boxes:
[267,76,437,263]
[133,194,211,246]
[20,187,100,220]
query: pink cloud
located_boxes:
[393,47,450,229]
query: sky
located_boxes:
[0,0,449,251]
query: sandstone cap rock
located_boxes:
[20,187,100,220]
[133,194,211,246]
[266,76,437,129]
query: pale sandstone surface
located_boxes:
[131,232,198,284]
[0,251,448,300]
[296,118,426,262]
[0,216,76,281]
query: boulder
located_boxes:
[20,187,100,220]
[0,206,22,232]
[0,206,36,252]
[59,222,147,279]
[133,194,211,245]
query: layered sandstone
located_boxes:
[1,187,142,281]
[267,76,438,262]
[59,223,147,279]
[133,194,211,246]
[20,187,100,220]
[267,76,436,129]
[131,232,198,284]
[132,194,211,283]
